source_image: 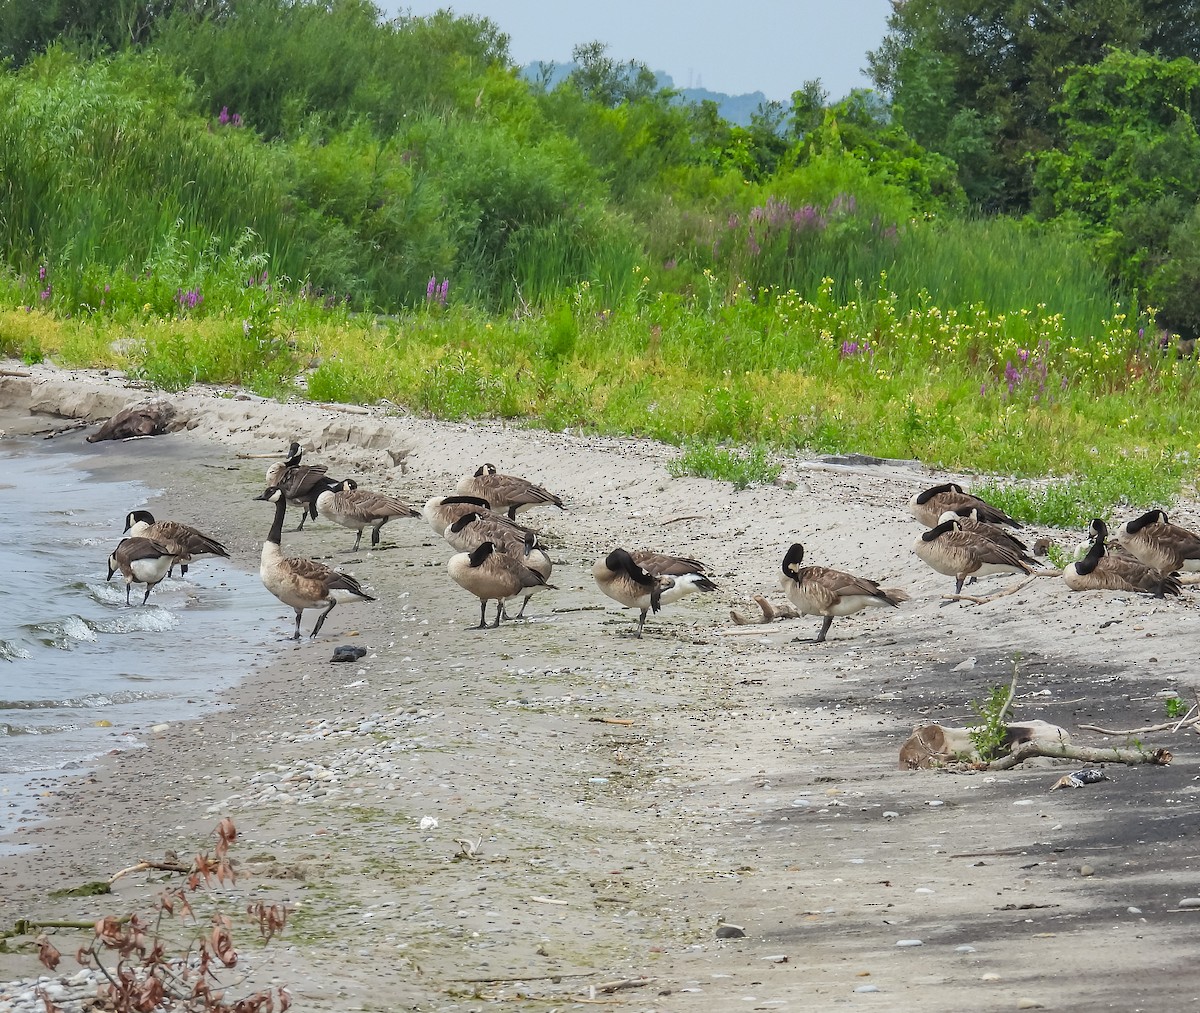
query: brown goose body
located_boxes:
[914,519,1037,594]
[123,510,229,577]
[446,512,552,618]
[937,509,1028,555]
[1063,534,1181,597]
[909,482,1020,529]
[1117,509,1200,573]
[255,487,375,639]
[316,481,419,551]
[422,495,531,538]
[447,540,555,628]
[592,548,717,638]
[107,536,178,605]
[780,543,908,643]
[456,463,563,520]
[265,443,338,531]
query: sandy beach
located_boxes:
[2,363,1200,1012]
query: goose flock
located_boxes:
[102,448,1200,643]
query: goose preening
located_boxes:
[447,540,556,629]
[266,443,336,531]
[422,494,531,538]
[107,536,178,605]
[909,482,1020,529]
[1063,530,1182,597]
[914,518,1038,594]
[780,543,909,643]
[592,547,717,638]
[1116,509,1200,573]
[456,463,564,520]
[315,480,419,551]
[446,512,553,618]
[937,508,1028,555]
[123,510,230,576]
[255,486,375,639]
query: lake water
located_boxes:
[0,433,268,844]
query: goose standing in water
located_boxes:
[447,540,556,629]
[908,482,1020,529]
[107,537,179,606]
[255,486,375,639]
[456,463,564,520]
[1116,509,1200,573]
[592,548,717,638]
[123,510,230,576]
[315,480,419,551]
[780,543,909,643]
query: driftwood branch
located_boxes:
[986,740,1171,771]
[1079,715,1200,737]
[661,514,706,526]
[109,858,194,885]
[592,978,654,994]
[730,594,800,625]
[942,574,1038,605]
[0,367,33,377]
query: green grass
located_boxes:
[668,441,782,489]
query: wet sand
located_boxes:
[2,364,1200,1011]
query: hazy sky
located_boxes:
[381,2,895,102]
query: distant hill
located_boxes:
[520,61,781,127]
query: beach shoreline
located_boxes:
[2,363,1199,1011]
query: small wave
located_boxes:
[0,639,31,662]
[90,609,180,635]
[23,614,98,648]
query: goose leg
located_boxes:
[814,615,833,643]
[352,529,363,552]
[141,584,152,606]
[310,599,336,637]
[514,593,533,619]
[291,610,303,640]
[954,575,966,595]
[371,523,384,547]
[473,599,489,630]
[492,600,504,628]
[180,563,190,576]
[125,582,133,607]
[635,609,648,638]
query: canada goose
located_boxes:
[780,543,909,642]
[914,518,1037,594]
[107,536,178,605]
[1116,509,1200,573]
[315,480,419,551]
[1063,531,1182,597]
[123,510,230,576]
[592,547,718,638]
[909,482,1020,529]
[447,540,556,628]
[255,486,375,639]
[446,512,553,618]
[937,508,1028,555]
[1070,517,1139,563]
[265,443,334,531]
[456,463,564,520]
[422,495,532,538]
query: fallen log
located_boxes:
[987,740,1171,770]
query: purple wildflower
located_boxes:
[426,275,437,301]
[1018,348,1030,365]
[175,287,203,311]
[39,285,51,301]
[438,278,449,306]
[980,383,987,396]
[219,106,230,126]
[840,340,859,358]
[38,264,46,282]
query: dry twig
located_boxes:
[986,740,1171,771]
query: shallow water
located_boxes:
[0,434,267,842]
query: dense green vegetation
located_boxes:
[1,0,1199,524]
